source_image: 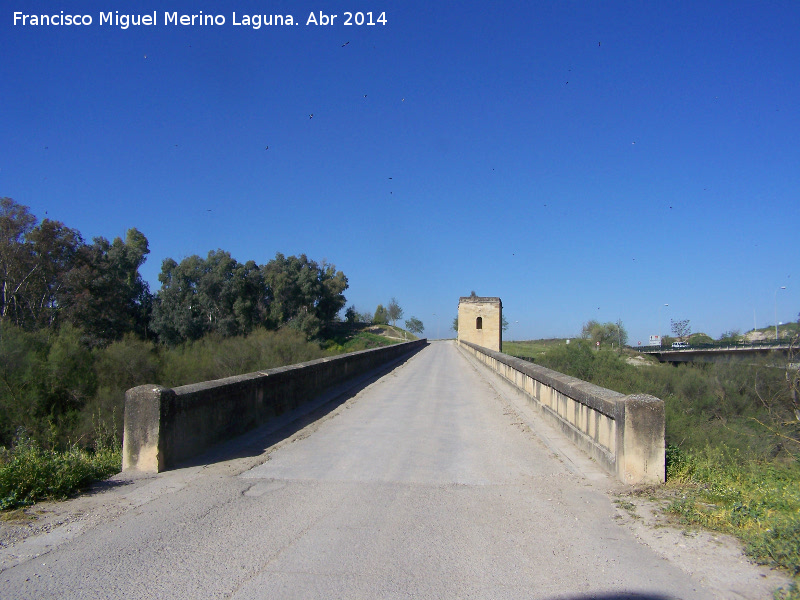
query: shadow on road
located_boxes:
[79,476,137,498]
[552,595,677,600]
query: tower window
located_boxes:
[476,317,483,329]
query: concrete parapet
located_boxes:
[458,340,664,484]
[123,339,427,472]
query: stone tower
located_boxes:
[457,295,502,351]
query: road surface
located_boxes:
[0,341,789,599]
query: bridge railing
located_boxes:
[634,339,793,352]
[123,339,427,472]
[459,340,664,485]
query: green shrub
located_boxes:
[534,340,596,380]
[773,582,800,600]
[81,334,160,444]
[157,335,218,386]
[0,431,120,510]
[251,327,328,369]
[157,327,328,387]
[94,334,159,390]
[748,518,800,576]
[0,325,50,447]
[322,329,398,353]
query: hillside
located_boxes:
[322,322,418,353]
[744,322,800,342]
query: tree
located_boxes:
[60,228,153,346]
[0,323,49,445]
[387,297,403,326]
[42,323,97,426]
[580,319,628,348]
[671,318,691,341]
[26,219,83,329]
[0,199,155,342]
[0,198,37,325]
[718,330,741,344]
[314,260,349,325]
[452,316,458,332]
[405,316,424,335]
[261,253,348,333]
[373,304,388,325]
[344,305,358,323]
[791,313,800,423]
[150,256,205,344]
[151,251,349,344]
[0,198,83,330]
[151,250,267,344]
[580,320,598,340]
[502,314,509,332]
[614,319,629,347]
[746,323,800,457]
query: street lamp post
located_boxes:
[775,286,786,341]
[658,303,669,344]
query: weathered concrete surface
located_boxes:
[1,341,790,599]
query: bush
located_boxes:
[82,334,160,444]
[747,518,800,576]
[1,323,100,448]
[0,430,120,510]
[156,327,328,387]
[249,327,327,370]
[94,334,159,390]
[0,325,50,447]
[535,340,596,380]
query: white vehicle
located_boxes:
[672,341,689,349]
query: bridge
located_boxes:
[1,339,786,598]
[635,341,795,363]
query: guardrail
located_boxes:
[634,339,794,352]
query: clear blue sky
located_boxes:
[3,0,799,343]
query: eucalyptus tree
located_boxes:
[152,251,348,344]
[151,250,267,345]
[404,316,424,335]
[261,253,348,337]
[373,304,388,325]
[580,319,628,348]
[387,297,403,326]
[59,228,152,346]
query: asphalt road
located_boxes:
[1,341,787,599]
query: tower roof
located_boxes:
[458,296,501,304]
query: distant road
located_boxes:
[1,341,787,599]
[636,341,793,352]
[635,341,794,363]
